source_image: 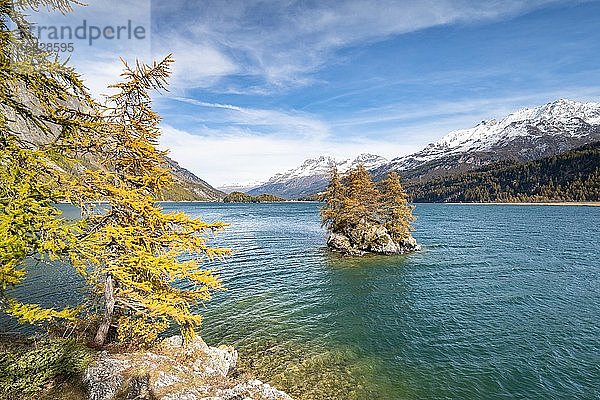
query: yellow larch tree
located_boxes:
[321,166,416,252]
[379,171,415,242]
[77,56,231,347]
[342,164,381,226]
[0,0,102,325]
[320,166,346,232]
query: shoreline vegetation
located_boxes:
[75,199,600,206]
[223,192,287,203]
[0,334,292,400]
[442,201,600,206]
[1,3,597,400]
[406,142,600,203]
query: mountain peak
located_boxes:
[383,98,600,175]
[248,98,600,199]
[247,153,388,198]
[354,153,386,162]
[429,99,600,154]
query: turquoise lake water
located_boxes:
[2,203,599,399]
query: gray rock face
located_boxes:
[84,336,292,400]
[3,87,224,202]
[327,223,420,256]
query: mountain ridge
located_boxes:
[406,141,600,202]
[373,98,600,180]
[162,158,225,201]
[2,97,224,202]
[247,153,387,199]
[249,98,600,199]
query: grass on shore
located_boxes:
[0,335,94,400]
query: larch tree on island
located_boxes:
[379,171,417,243]
[321,165,419,256]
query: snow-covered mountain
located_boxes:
[246,99,600,199]
[373,98,600,180]
[247,154,387,199]
[217,181,266,194]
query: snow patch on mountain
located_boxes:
[246,153,388,199]
[266,153,388,184]
[386,98,600,171]
[217,181,265,194]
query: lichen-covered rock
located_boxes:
[84,336,292,400]
[327,222,420,256]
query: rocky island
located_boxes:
[321,166,420,256]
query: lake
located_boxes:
[2,203,599,399]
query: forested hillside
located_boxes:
[406,142,600,202]
[223,192,286,203]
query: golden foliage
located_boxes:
[1,1,230,347]
[379,171,416,241]
[0,0,100,324]
[74,55,231,346]
[116,315,170,349]
[321,166,415,241]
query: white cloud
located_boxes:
[168,0,565,88]
[160,86,600,186]
[22,1,600,187]
[170,97,331,139]
[25,0,577,94]
[159,124,421,186]
[160,40,238,88]
[26,0,152,97]
[333,86,600,131]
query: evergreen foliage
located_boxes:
[253,193,286,203]
[223,191,286,203]
[0,337,93,400]
[321,165,415,240]
[223,191,253,203]
[406,142,600,203]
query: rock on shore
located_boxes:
[84,336,292,400]
[327,222,420,256]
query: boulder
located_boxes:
[84,336,293,400]
[327,222,420,256]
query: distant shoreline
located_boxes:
[435,202,600,207]
[155,201,600,206]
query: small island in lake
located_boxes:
[223,192,287,203]
[321,165,420,256]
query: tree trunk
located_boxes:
[93,273,115,347]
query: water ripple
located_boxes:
[2,203,598,400]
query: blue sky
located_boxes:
[30,0,600,185]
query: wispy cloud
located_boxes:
[23,1,600,186]
[152,0,566,90]
[27,0,152,97]
[27,0,583,94]
[169,96,331,139]
[332,86,600,130]
[160,85,600,185]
